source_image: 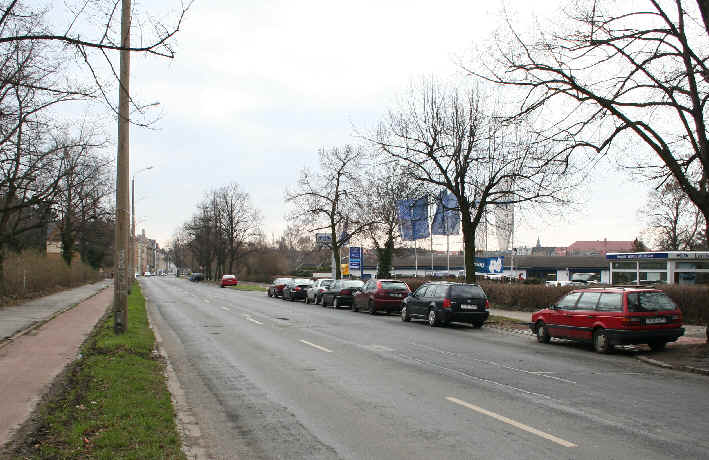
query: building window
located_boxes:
[612,261,636,270]
[676,261,709,270]
[674,272,709,285]
[638,261,667,270]
[611,272,636,284]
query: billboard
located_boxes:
[474,256,504,274]
[316,233,332,247]
[349,246,361,270]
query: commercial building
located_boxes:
[607,251,709,285]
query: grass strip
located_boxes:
[21,284,185,459]
[228,283,267,292]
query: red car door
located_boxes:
[550,292,582,338]
[568,291,601,341]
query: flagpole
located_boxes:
[414,239,418,277]
[430,195,434,275]
[447,233,450,276]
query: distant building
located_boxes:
[567,239,634,256]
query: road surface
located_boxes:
[143,276,709,459]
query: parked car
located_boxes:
[353,279,410,314]
[220,274,238,288]
[267,277,293,298]
[189,273,204,282]
[282,278,314,301]
[305,278,334,304]
[144,271,152,277]
[400,281,489,328]
[321,279,364,308]
[530,287,684,353]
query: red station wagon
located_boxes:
[530,287,684,353]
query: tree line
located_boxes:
[0,1,189,294]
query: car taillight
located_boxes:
[442,298,451,308]
[622,316,642,325]
[485,300,490,309]
[295,287,301,291]
[340,289,351,295]
[671,314,681,321]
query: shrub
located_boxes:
[1,250,105,303]
[659,285,708,326]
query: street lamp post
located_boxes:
[131,166,153,282]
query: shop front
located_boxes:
[607,252,709,285]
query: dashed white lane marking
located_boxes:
[299,340,333,353]
[204,299,211,303]
[446,397,578,448]
[244,315,263,325]
[221,307,230,312]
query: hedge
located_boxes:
[396,278,707,325]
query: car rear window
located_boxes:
[450,285,485,298]
[627,292,678,312]
[343,280,363,288]
[596,293,623,312]
[222,275,235,280]
[294,278,312,284]
[380,281,408,290]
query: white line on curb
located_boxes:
[299,340,333,353]
[446,397,577,448]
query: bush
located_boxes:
[659,285,708,326]
[1,250,105,303]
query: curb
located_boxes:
[635,355,709,376]
[0,284,111,352]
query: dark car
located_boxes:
[353,279,410,314]
[400,282,489,328]
[321,279,364,308]
[530,287,684,353]
[189,273,204,282]
[267,277,293,298]
[282,278,313,301]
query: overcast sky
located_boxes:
[125,0,652,251]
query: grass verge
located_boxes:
[228,283,268,292]
[16,284,185,460]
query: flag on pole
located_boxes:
[397,197,430,241]
[431,191,460,235]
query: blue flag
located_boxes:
[397,197,430,241]
[431,191,460,235]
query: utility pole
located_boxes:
[114,0,131,334]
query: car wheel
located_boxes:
[352,301,359,312]
[401,305,411,322]
[649,340,667,352]
[428,309,439,327]
[333,297,340,309]
[316,295,322,305]
[536,321,550,343]
[368,300,376,315]
[593,328,612,354]
[267,290,273,298]
[471,321,483,329]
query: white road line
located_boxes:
[204,299,211,303]
[299,340,333,353]
[446,397,577,448]
[221,307,230,312]
[244,316,263,325]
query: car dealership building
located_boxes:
[607,251,709,285]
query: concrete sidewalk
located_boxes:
[0,282,113,449]
[0,280,112,344]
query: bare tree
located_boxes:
[359,161,421,278]
[286,146,368,279]
[370,80,574,282]
[643,179,706,249]
[215,183,262,277]
[0,1,191,117]
[477,0,709,249]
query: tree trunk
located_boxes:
[460,207,476,283]
[698,0,709,37]
[376,236,394,278]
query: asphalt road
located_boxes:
[143,276,709,460]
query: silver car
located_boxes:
[306,278,335,304]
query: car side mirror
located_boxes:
[550,305,559,310]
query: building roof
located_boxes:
[568,240,634,252]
